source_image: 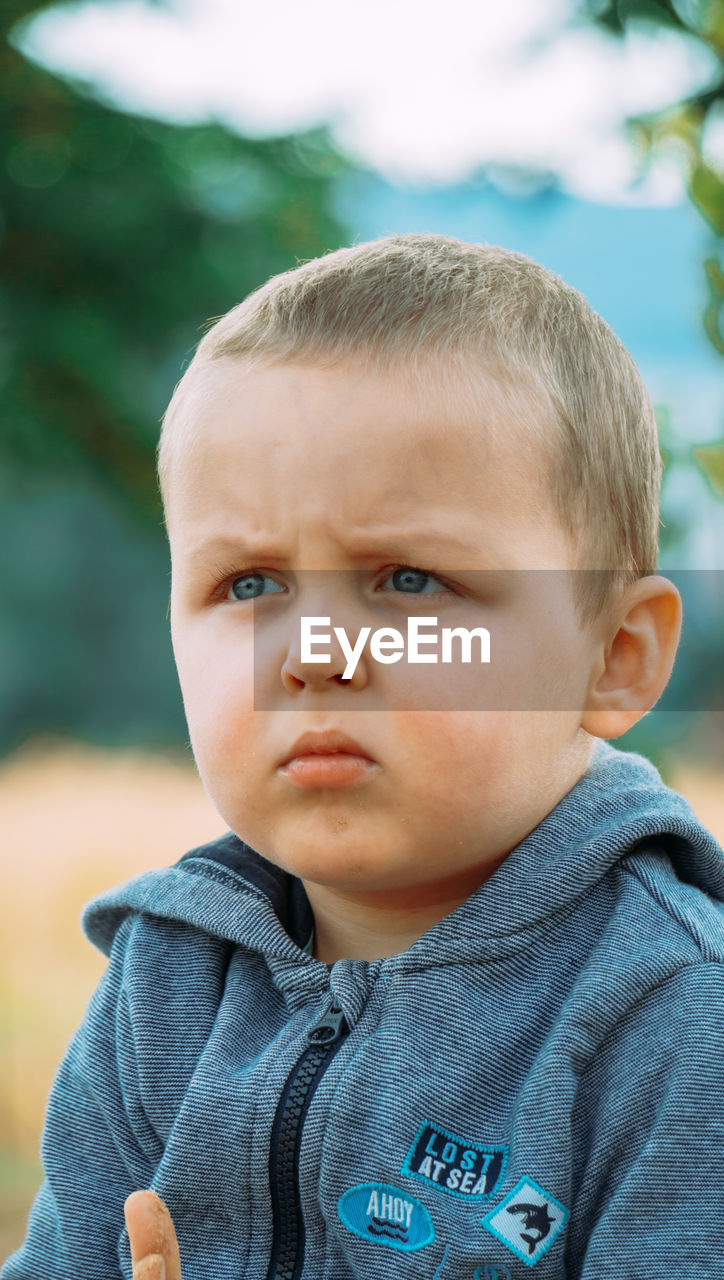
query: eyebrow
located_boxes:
[185,534,290,565]
[184,527,480,565]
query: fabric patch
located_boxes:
[479,1176,569,1267]
[402,1121,508,1200]
[337,1182,435,1252]
[474,1266,512,1280]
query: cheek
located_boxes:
[174,623,256,764]
[185,687,260,830]
[396,710,582,851]
[395,710,573,796]
[392,711,523,784]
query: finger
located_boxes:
[131,1259,165,1280]
[124,1190,183,1280]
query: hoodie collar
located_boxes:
[405,737,724,961]
[83,741,723,967]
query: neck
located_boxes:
[303,860,508,963]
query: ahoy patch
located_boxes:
[337,1182,435,1252]
[479,1176,569,1266]
[402,1122,508,1200]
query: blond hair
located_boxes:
[157,233,661,622]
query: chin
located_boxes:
[269,831,403,892]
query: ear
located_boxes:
[581,575,682,740]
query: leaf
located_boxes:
[703,255,724,353]
[691,441,724,494]
[689,160,724,233]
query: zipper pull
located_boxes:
[307,997,347,1046]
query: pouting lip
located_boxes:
[278,729,375,768]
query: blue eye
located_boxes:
[228,573,285,600]
[379,566,449,594]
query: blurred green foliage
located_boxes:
[1,1,350,755]
[587,2,723,247]
[577,1,724,779]
[582,0,724,504]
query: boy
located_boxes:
[4,233,724,1280]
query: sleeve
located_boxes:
[1,914,161,1280]
[572,960,724,1280]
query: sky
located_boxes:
[15,0,724,204]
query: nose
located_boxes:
[279,572,371,695]
[281,619,370,694]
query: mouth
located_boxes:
[277,729,378,789]
[278,729,375,767]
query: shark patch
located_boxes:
[479,1176,569,1266]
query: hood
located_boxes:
[82,739,724,964]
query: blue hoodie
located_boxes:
[4,739,724,1280]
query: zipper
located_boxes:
[266,996,350,1280]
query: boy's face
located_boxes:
[168,357,598,912]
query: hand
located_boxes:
[124,1190,183,1280]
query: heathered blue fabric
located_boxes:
[4,739,724,1279]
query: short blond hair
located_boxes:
[157,233,661,622]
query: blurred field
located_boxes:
[1,736,723,1262]
[0,735,227,1262]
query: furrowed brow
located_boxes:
[182,527,480,566]
[337,529,479,562]
[184,533,288,564]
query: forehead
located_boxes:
[163,355,563,565]
[167,352,550,475]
